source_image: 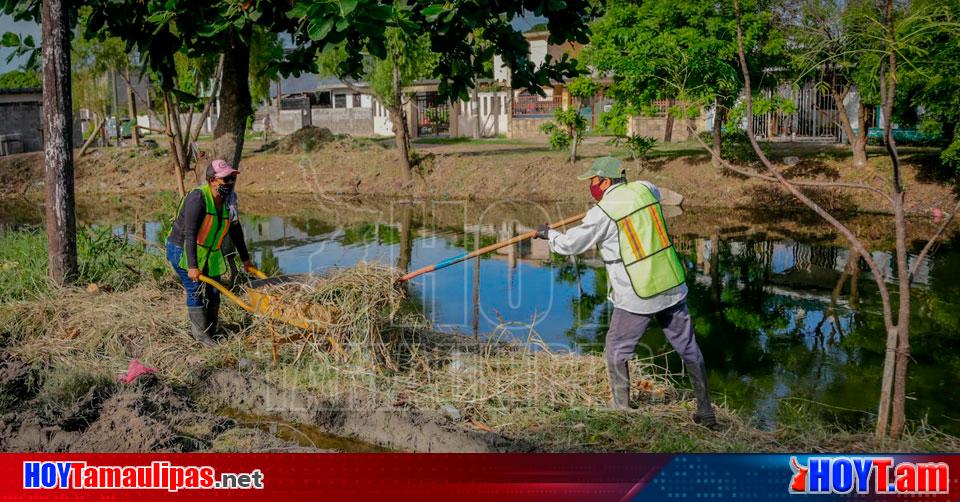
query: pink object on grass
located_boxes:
[119,359,156,384]
[933,207,943,224]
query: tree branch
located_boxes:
[689,125,893,203]
[190,54,225,145]
[909,198,960,281]
[732,0,895,331]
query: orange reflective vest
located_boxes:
[171,184,231,276]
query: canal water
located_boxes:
[5,195,958,435]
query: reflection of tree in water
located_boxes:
[286,216,336,237]
[559,257,611,351]
[396,205,413,273]
[339,222,402,247]
[679,235,960,433]
[258,246,281,277]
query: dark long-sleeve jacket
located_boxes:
[166,189,249,269]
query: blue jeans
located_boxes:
[166,241,220,308]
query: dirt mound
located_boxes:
[263,126,337,154]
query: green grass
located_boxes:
[0,227,169,303]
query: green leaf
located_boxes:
[286,3,309,19]
[367,38,386,59]
[340,0,358,16]
[308,18,334,41]
[366,5,392,21]
[22,35,34,48]
[335,18,349,32]
[422,4,443,22]
[145,11,173,25]
[1,32,19,47]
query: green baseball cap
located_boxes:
[577,156,624,180]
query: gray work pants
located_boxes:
[605,301,704,367]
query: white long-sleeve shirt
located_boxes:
[547,181,687,315]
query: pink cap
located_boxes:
[211,159,239,178]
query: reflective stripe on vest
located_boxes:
[597,182,686,298]
[171,184,231,277]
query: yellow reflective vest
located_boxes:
[597,182,686,298]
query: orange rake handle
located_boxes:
[399,211,587,282]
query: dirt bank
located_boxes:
[1,135,955,214]
[0,356,327,453]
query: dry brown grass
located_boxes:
[2,263,958,452]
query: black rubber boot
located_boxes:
[687,361,723,431]
[606,360,632,410]
[205,296,220,339]
[187,307,216,347]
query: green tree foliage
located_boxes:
[586,0,783,137]
[71,9,128,119]
[783,0,889,167]
[888,0,960,171]
[318,21,436,179]
[0,69,40,88]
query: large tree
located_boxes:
[318,22,436,182]
[585,0,783,156]
[782,0,885,169]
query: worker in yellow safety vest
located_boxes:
[165,159,256,346]
[535,156,722,430]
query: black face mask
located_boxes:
[217,184,234,198]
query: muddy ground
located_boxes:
[0,355,329,452]
[1,131,956,215]
[0,350,523,453]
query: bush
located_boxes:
[540,108,586,152]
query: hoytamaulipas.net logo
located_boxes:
[789,456,949,495]
[23,461,264,492]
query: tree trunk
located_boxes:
[212,29,252,168]
[163,93,188,198]
[663,98,676,143]
[389,106,412,182]
[78,111,103,157]
[110,69,121,144]
[125,68,140,147]
[712,104,726,167]
[832,87,868,169]
[890,192,911,438]
[390,53,412,182]
[570,101,581,163]
[41,0,78,286]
